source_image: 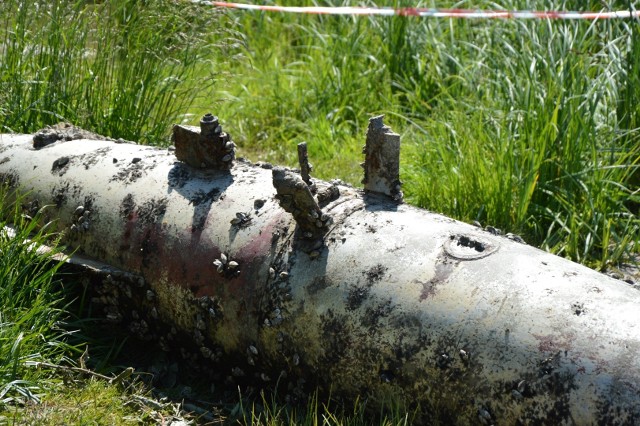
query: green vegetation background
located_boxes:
[0,0,638,423]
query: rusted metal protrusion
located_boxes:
[172,113,236,170]
[272,167,331,240]
[315,183,340,207]
[297,142,313,188]
[361,115,403,202]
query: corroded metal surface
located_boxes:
[297,142,313,187]
[272,167,331,242]
[172,114,236,170]
[0,130,639,424]
[361,115,402,201]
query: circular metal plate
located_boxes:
[444,233,499,260]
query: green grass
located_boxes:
[236,390,412,426]
[0,0,218,145]
[4,379,164,425]
[0,187,72,408]
[1,0,639,424]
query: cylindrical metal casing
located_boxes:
[0,133,639,424]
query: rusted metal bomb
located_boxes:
[0,116,639,424]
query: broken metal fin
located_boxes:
[297,142,313,187]
[362,115,403,202]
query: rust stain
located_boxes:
[533,331,576,353]
[417,259,455,301]
[235,218,280,262]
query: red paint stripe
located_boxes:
[396,7,420,17]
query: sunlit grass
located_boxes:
[0,187,72,408]
[3,378,188,425]
[0,0,218,145]
[237,390,412,426]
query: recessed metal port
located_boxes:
[444,234,499,260]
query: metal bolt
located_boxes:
[200,113,220,138]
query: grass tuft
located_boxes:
[0,0,218,145]
[0,187,72,408]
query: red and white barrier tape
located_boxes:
[193,1,640,19]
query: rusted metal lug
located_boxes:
[361,115,403,202]
[315,183,340,207]
[172,113,236,170]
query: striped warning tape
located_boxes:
[192,1,640,20]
